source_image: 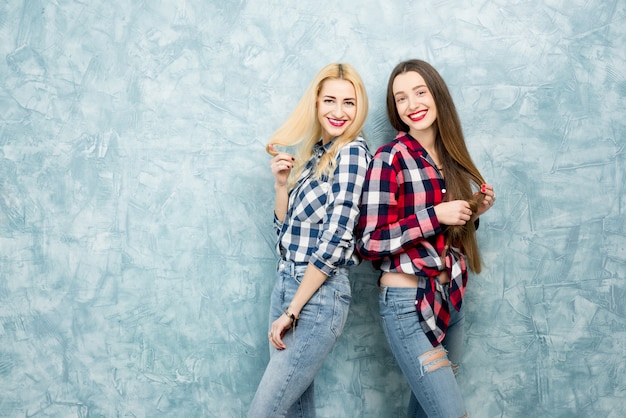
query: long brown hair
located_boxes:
[386,59,485,273]
[267,63,368,187]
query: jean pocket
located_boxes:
[393,297,417,320]
[330,289,350,338]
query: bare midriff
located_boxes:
[380,270,450,287]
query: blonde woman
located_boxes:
[248,63,371,418]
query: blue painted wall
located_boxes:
[1,1,624,417]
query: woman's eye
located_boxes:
[396,97,406,103]
[345,101,355,106]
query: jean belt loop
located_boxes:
[380,285,388,304]
[287,259,294,276]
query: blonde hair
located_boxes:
[266,63,368,186]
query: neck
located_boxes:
[409,126,436,148]
[410,128,440,166]
[321,135,334,145]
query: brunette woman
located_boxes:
[357,59,495,417]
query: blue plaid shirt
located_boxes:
[275,136,371,275]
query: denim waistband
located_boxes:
[379,286,418,303]
[277,259,308,275]
[379,284,451,303]
[277,259,350,278]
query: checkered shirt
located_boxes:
[275,136,371,276]
[356,131,469,347]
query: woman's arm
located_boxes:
[356,149,441,260]
[309,140,371,274]
[269,263,326,350]
[274,184,289,222]
[268,144,294,223]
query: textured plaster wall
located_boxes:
[0,0,625,417]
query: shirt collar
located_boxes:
[313,138,335,156]
[395,131,426,154]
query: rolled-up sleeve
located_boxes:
[273,213,283,235]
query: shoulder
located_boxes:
[373,136,408,166]
[336,136,372,161]
[339,136,370,153]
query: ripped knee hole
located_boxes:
[418,346,451,373]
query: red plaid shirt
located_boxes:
[357,132,468,346]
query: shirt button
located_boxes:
[442,188,447,194]
[279,263,285,270]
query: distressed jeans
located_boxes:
[379,286,467,418]
[248,260,351,418]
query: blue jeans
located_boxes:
[248,260,351,418]
[379,286,467,418]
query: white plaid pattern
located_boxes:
[274,136,371,275]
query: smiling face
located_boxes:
[392,71,438,139]
[317,78,357,144]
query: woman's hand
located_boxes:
[268,313,293,350]
[435,200,473,225]
[474,183,495,217]
[268,144,294,189]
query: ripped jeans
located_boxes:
[379,286,467,418]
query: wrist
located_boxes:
[284,307,299,328]
[285,306,300,318]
